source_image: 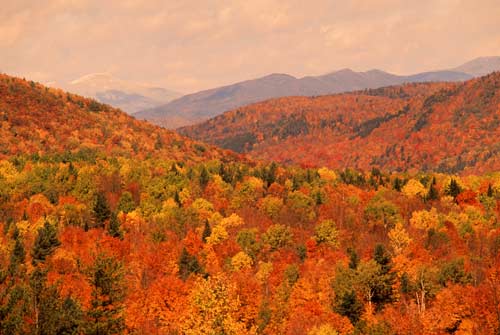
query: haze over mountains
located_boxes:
[61,73,181,114]
[136,56,500,128]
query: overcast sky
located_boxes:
[1,0,500,93]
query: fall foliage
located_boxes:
[180,72,500,174]
[1,73,500,334]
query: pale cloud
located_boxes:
[1,0,499,92]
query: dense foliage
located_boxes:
[2,73,500,334]
[180,72,500,174]
[2,153,500,334]
[0,74,236,163]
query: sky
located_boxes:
[1,0,500,93]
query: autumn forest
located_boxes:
[0,68,499,335]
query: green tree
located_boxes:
[58,297,83,335]
[116,191,135,213]
[426,183,439,201]
[392,177,403,192]
[332,266,362,324]
[445,178,462,199]
[107,212,123,240]
[9,227,25,273]
[348,248,360,270]
[372,244,395,307]
[32,221,61,265]
[236,228,260,260]
[29,268,83,335]
[262,224,293,251]
[93,193,111,228]
[314,219,339,247]
[199,166,210,189]
[178,247,203,281]
[487,183,494,197]
[84,253,126,335]
[335,290,363,325]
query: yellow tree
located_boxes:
[181,274,257,335]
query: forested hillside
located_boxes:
[180,72,500,174]
[2,74,500,335]
[0,74,234,163]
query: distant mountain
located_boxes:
[65,73,181,114]
[452,56,500,76]
[180,72,500,174]
[135,58,500,128]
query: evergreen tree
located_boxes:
[107,212,123,240]
[201,220,211,243]
[488,183,494,197]
[219,163,233,184]
[263,162,277,187]
[28,268,83,335]
[93,193,111,228]
[445,178,462,199]
[32,221,61,265]
[372,244,395,308]
[84,253,126,335]
[335,290,363,324]
[174,190,182,207]
[373,244,391,274]
[178,247,203,281]
[199,166,210,189]
[58,297,83,335]
[9,227,25,273]
[393,177,402,192]
[348,248,359,270]
[427,183,439,201]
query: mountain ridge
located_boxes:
[179,71,500,174]
[136,57,500,128]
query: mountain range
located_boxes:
[180,71,500,174]
[136,56,500,128]
[62,73,181,114]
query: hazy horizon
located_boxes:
[2,0,500,93]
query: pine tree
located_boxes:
[28,268,83,334]
[393,177,402,192]
[9,227,25,273]
[93,193,111,228]
[335,290,363,324]
[445,178,462,199]
[59,296,83,335]
[84,253,126,335]
[372,244,395,308]
[427,183,439,201]
[107,212,123,240]
[488,183,494,197]
[348,248,359,270]
[178,247,203,280]
[199,166,209,189]
[32,221,61,265]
